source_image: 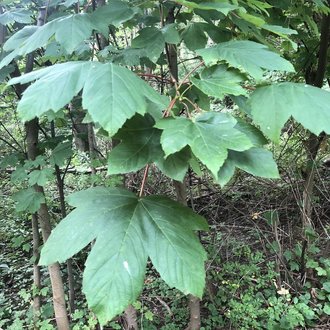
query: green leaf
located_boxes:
[107,115,190,181]
[107,115,162,174]
[249,83,330,143]
[261,24,297,50]
[217,147,280,186]
[11,167,28,183]
[231,95,252,117]
[189,155,203,177]
[238,11,265,27]
[10,62,90,120]
[55,14,93,54]
[161,24,181,44]
[234,119,268,146]
[183,84,210,111]
[0,64,15,82]
[156,112,253,177]
[91,0,137,35]
[49,141,73,166]
[9,61,167,136]
[155,147,191,182]
[175,0,239,15]
[112,47,145,66]
[182,23,207,51]
[39,187,208,324]
[28,168,54,186]
[24,155,46,169]
[0,23,54,70]
[244,0,272,14]
[191,65,247,99]
[0,9,33,25]
[131,27,165,62]
[323,282,330,293]
[0,1,135,63]
[82,62,156,135]
[0,152,24,169]
[316,267,327,276]
[196,40,295,79]
[324,303,330,315]
[262,24,297,36]
[13,187,45,213]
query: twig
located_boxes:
[139,164,150,197]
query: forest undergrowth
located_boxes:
[1,159,330,329]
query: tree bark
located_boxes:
[174,180,202,330]
[123,305,139,330]
[32,213,42,329]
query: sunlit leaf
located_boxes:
[196,40,295,79]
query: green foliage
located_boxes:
[0,9,32,25]
[9,61,167,135]
[28,168,54,186]
[107,114,162,174]
[13,187,45,213]
[0,0,136,64]
[249,83,330,142]
[40,187,208,324]
[217,147,279,186]
[131,27,165,62]
[196,40,295,79]
[156,112,253,177]
[191,65,247,99]
[49,141,73,166]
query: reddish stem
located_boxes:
[139,164,150,198]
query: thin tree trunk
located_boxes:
[300,11,330,279]
[123,305,139,330]
[10,7,70,328]
[1,5,42,326]
[25,119,70,330]
[51,121,76,313]
[174,180,202,330]
[32,213,42,328]
[302,10,330,226]
[0,6,7,44]
[87,123,97,175]
[164,5,202,328]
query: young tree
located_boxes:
[0,0,329,328]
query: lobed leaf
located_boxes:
[249,83,330,143]
[9,62,167,136]
[217,147,280,186]
[191,65,247,99]
[40,187,208,324]
[13,187,45,213]
[156,112,253,177]
[196,40,295,79]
